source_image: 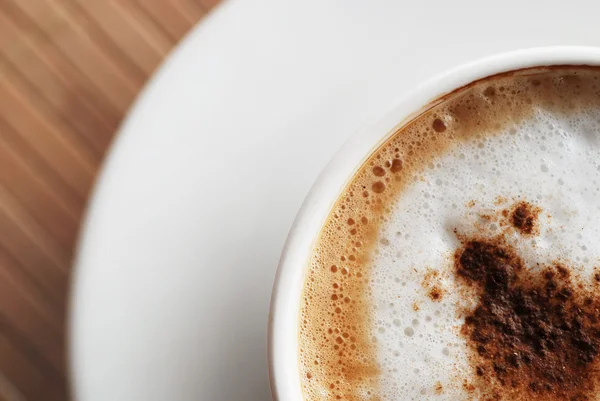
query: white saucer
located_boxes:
[70,0,600,400]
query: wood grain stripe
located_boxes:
[0,247,65,324]
[0,136,82,246]
[0,0,220,398]
[0,10,115,154]
[2,0,139,112]
[196,0,220,11]
[55,1,150,85]
[0,188,71,307]
[171,0,207,25]
[0,9,123,134]
[0,246,65,329]
[0,250,66,374]
[0,314,67,401]
[74,0,172,74]
[1,62,102,163]
[138,0,197,41]
[0,79,96,199]
[0,120,84,222]
[0,372,26,401]
[0,186,71,272]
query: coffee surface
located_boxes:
[299,67,600,400]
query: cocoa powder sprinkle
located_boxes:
[455,239,600,400]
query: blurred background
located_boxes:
[0,1,219,399]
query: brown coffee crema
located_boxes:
[298,67,600,400]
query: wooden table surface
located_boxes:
[0,1,219,399]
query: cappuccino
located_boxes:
[299,67,600,400]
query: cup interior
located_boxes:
[267,46,600,401]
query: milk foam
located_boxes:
[373,107,600,399]
[299,68,600,401]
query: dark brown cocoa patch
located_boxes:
[455,238,600,400]
[508,201,541,235]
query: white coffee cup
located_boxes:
[268,46,600,401]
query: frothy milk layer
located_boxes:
[374,107,600,400]
[299,68,600,400]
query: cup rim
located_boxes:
[268,46,600,401]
